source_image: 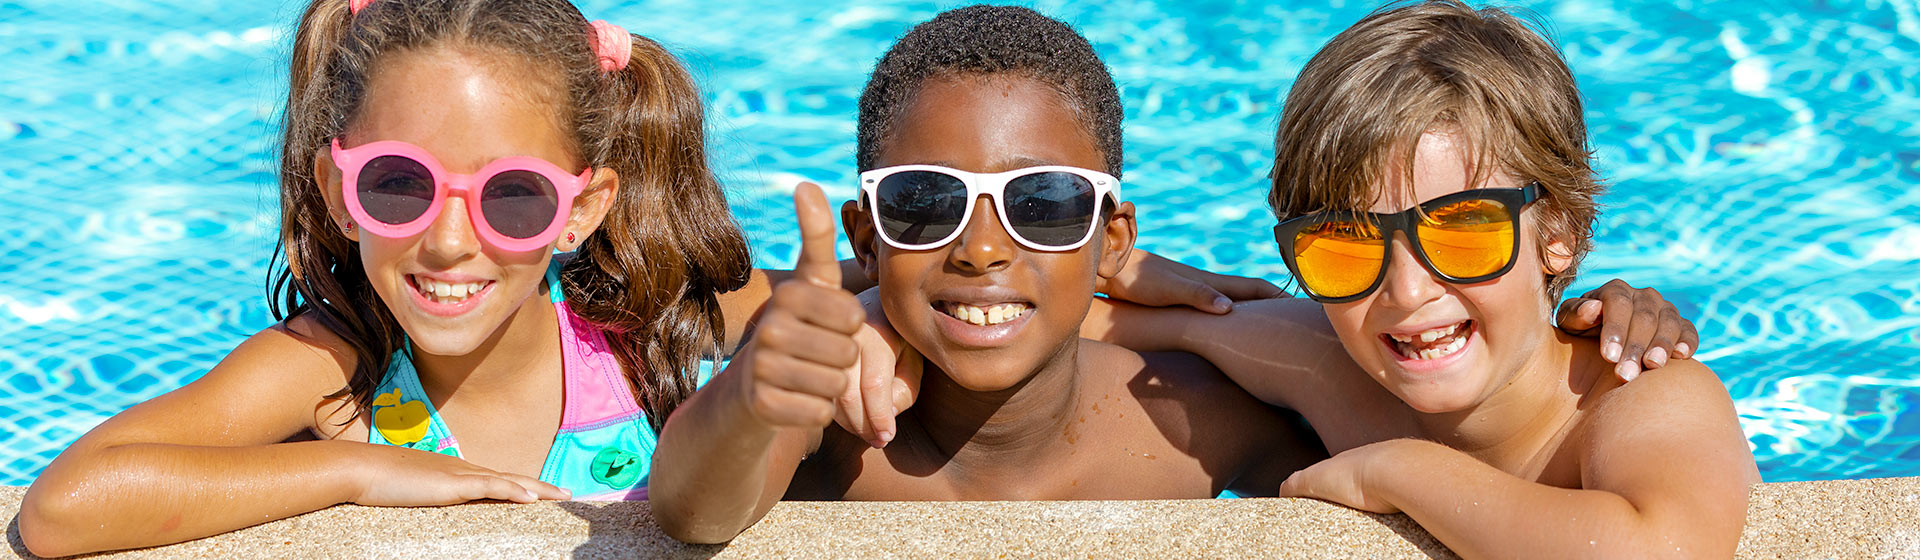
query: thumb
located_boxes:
[792,182,841,289]
[1170,275,1232,314]
[1555,298,1602,334]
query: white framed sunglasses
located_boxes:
[857,164,1123,252]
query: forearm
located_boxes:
[1082,297,1204,353]
[1090,298,1340,410]
[19,439,367,557]
[1369,441,1729,559]
[650,367,801,543]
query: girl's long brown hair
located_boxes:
[271,0,750,431]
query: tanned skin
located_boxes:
[15,43,1293,558]
[1092,133,1759,559]
[648,75,1323,544]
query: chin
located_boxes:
[1395,387,1483,414]
[923,348,1041,392]
[404,329,492,357]
[1378,366,1492,414]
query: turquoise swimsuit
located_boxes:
[366,262,715,500]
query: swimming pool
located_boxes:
[1,0,1916,486]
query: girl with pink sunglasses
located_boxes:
[17,0,1274,555]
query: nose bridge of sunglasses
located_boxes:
[959,192,1019,242]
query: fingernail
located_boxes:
[879,430,894,443]
[1603,340,1621,362]
[1618,360,1640,382]
[1583,300,1601,313]
[1213,296,1232,312]
[1675,342,1692,357]
[1645,347,1668,367]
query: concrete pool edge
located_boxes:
[3,477,1915,558]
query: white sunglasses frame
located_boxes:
[857,164,1124,252]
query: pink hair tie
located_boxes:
[589,20,631,72]
[348,0,374,14]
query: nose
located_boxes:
[419,195,482,265]
[947,196,1015,274]
[1375,232,1444,311]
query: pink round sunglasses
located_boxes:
[331,139,591,253]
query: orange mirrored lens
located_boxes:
[1293,220,1386,298]
[1416,199,1514,279]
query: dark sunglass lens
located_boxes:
[874,170,969,246]
[357,155,435,225]
[480,170,560,239]
[1003,172,1097,247]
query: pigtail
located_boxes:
[269,0,405,418]
[563,34,752,432]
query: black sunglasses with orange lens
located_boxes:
[1272,184,1542,303]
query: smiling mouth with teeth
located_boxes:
[1384,320,1474,361]
[939,301,1032,327]
[410,274,492,305]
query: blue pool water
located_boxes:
[1,0,1916,486]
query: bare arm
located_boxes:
[1085,297,1355,412]
[1085,278,1712,410]
[648,346,828,543]
[652,183,858,544]
[1284,362,1757,559]
[16,319,564,557]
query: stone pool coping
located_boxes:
[3,477,1915,558]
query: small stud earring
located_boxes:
[343,222,355,234]
[566,232,576,244]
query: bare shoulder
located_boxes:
[56,313,365,451]
[174,314,362,434]
[1082,340,1294,438]
[228,313,359,394]
[1573,355,1760,490]
[1582,357,1739,427]
[1083,339,1236,399]
[1085,340,1326,495]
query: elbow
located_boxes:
[19,483,96,558]
[1587,516,1745,559]
[650,497,744,545]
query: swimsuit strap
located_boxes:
[366,349,462,457]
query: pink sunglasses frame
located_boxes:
[331,139,592,253]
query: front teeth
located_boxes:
[1389,321,1470,360]
[414,276,487,304]
[1409,334,1468,360]
[944,302,1029,326]
[1389,322,1462,344]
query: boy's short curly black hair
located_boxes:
[856,5,1124,176]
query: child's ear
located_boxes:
[560,167,620,252]
[1541,233,1576,276]
[841,198,880,283]
[1096,200,1138,280]
[314,150,358,242]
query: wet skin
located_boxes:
[789,75,1323,500]
[314,47,615,478]
[1093,132,1759,557]
[648,74,1323,543]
